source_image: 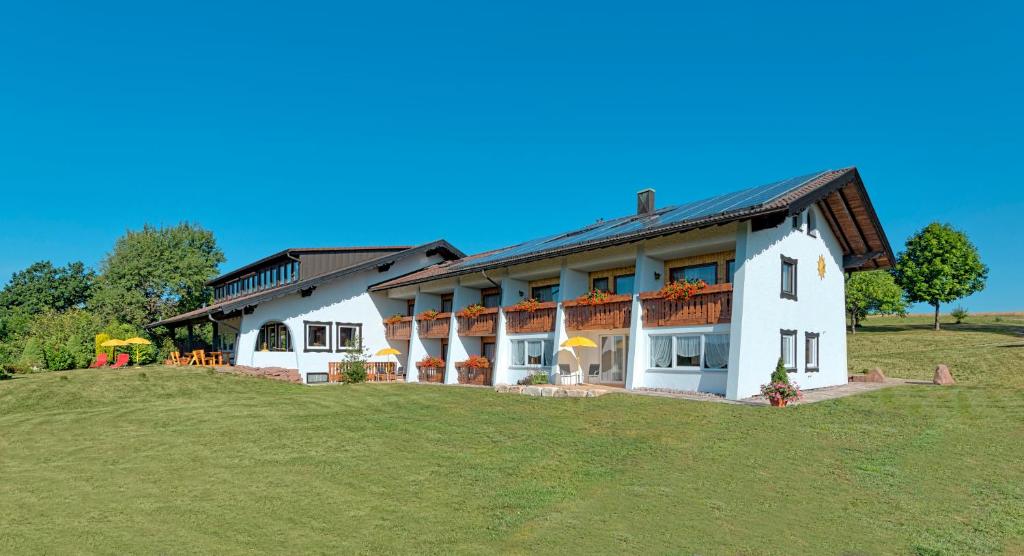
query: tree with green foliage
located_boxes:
[770,357,790,384]
[845,270,908,333]
[0,261,95,314]
[91,223,225,328]
[891,223,987,331]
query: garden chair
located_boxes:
[167,351,184,366]
[110,353,131,369]
[558,364,581,385]
[187,350,207,366]
[89,352,109,368]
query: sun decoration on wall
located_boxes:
[817,255,827,280]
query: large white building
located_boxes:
[150,168,892,400]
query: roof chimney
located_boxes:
[637,188,655,215]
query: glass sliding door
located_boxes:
[598,335,628,383]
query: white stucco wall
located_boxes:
[726,206,848,399]
[639,322,732,394]
[235,251,442,383]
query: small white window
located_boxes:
[336,323,362,352]
[510,339,552,367]
[780,256,797,300]
[807,209,818,237]
[304,321,331,352]
[781,330,797,371]
[306,372,329,384]
[805,333,819,371]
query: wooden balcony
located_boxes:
[639,284,733,328]
[457,308,499,336]
[384,317,413,340]
[563,294,632,330]
[417,313,452,339]
[456,365,492,385]
[504,302,557,334]
[417,365,445,383]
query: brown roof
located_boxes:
[371,167,892,291]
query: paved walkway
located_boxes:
[738,378,915,406]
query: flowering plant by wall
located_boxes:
[575,288,612,306]
[383,314,405,325]
[759,381,803,405]
[417,356,445,368]
[657,279,707,301]
[509,298,542,312]
[459,355,491,369]
[417,309,440,321]
[457,304,486,318]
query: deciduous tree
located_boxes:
[0,261,94,314]
[845,270,908,333]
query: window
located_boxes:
[257,322,291,352]
[531,284,559,302]
[669,263,717,285]
[649,333,730,370]
[304,321,331,352]
[780,255,797,300]
[726,260,736,283]
[306,372,328,384]
[440,294,453,313]
[510,338,553,367]
[336,323,362,352]
[482,288,501,308]
[482,342,496,361]
[805,333,819,372]
[614,274,635,295]
[592,277,610,292]
[406,299,416,316]
[807,209,818,237]
[780,329,797,371]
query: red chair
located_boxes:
[110,353,130,369]
[89,353,109,368]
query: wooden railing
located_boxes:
[416,365,445,383]
[563,294,632,330]
[385,317,413,340]
[456,365,492,385]
[328,361,397,382]
[639,284,733,327]
[504,302,558,333]
[457,308,499,336]
[417,313,452,339]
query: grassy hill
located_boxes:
[0,317,1021,555]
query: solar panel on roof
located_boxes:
[453,170,828,269]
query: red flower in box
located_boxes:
[509,298,542,312]
[576,288,612,306]
[383,314,405,325]
[417,356,445,368]
[658,279,707,302]
[457,304,486,318]
[460,355,491,369]
[417,309,440,321]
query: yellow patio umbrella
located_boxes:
[375,347,402,370]
[124,337,152,367]
[99,338,129,363]
[560,336,597,384]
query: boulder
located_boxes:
[523,385,544,397]
[864,368,886,383]
[933,364,955,385]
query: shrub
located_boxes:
[951,306,969,324]
[18,338,47,370]
[529,371,549,385]
[45,347,76,371]
[770,357,790,385]
[339,348,369,383]
[95,333,112,358]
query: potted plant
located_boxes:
[383,314,405,325]
[657,278,707,302]
[459,354,491,369]
[416,356,445,369]
[509,298,542,312]
[457,304,487,318]
[760,358,803,407]
[417,309,440,320]
[575,289,612,306]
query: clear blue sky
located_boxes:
[1,1,1020,312]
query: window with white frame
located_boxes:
[306,372,329,384]
[649,333,730,370]
[807,209,818,237]
[780,329,797,371]
[304,321,331,352]
[336,323,362,352]
[780,255,797,300]
[510,338,553,367]
[805,332,819,372]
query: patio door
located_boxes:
[598,335,628,383]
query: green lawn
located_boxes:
[1,317,1022,555]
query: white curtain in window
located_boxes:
[527,340,542,365]
[511,341,525,366]
[676,336,700,357]
[704,334,730,369]
[782,335,795,367]
[650,336,672,368]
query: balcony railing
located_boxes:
[416,365,445,383]
[417,313,452,339]
[563,294,632,330]
[503,302,557,334]
[455,365,492,385]
[639,283,733,327]
[457,307,499,336]
[384,317,413,340]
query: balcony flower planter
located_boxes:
[416,356,446,383]
[563,292,632,330]
[416,312,452,339]
[384,315,413,340]
[639,283,734,328]
[456,306,499,336]
[455,355,492,385]
[503,299,557,333]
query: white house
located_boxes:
[150,167,892,400]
